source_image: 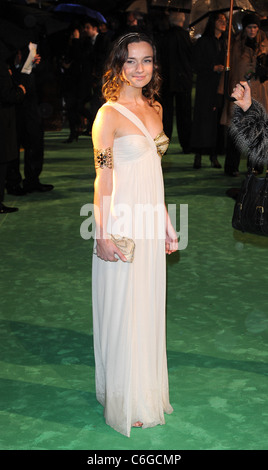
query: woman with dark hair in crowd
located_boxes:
[191,12,227,169]
[91,32,178,437]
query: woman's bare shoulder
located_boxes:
[93,104,120,131]
[93,103,119,146]
[95,103,119,122]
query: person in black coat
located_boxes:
[78,19,112,134]
[6,46,54,195]
[191,12,227,169]
[0,53,26,213]
[159,11,193,153]
[60,26,83,143]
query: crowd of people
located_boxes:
[0,8,267,215]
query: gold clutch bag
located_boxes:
[94,234,135,263]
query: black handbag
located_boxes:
[232,169,268,236]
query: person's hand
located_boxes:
[95,238,127,262]
[213,64,224,73]
[231,81,252,112]
[165,223,178,255]
[33,54,41,65]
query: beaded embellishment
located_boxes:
[94,147,113,169]
[154,131,170,158]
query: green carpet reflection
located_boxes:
[0,129,267,450]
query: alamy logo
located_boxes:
[80,202,188,250]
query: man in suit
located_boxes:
[6,46,54,195]
[79,19,111,133]
[159,11,193,153]
[0,53,26,213]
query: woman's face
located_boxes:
[245,24,259,39]
[215,14,227,34]
[121,41,154,88]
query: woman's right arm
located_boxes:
[230,81,268,167]
[92,107,127,262]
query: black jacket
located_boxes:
[191,34,226,149]
[0,60,24,163]
[230,99,268,168]
[159,26,193,93]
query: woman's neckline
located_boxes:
[105,101,163,141]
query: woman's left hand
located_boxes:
[165,223,178,254]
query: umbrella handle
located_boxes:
[224,0,236,102]
[224,69,236,102]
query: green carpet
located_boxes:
[0,129,267,450]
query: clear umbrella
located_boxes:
[189,0,255,38]
[150,0,192,13]
[126,0,148,13]
[250,1,268,16]
[190,0,255,27]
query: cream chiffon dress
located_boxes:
[92,101,173,437]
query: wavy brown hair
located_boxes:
[102,32,161,105]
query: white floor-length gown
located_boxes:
[92,102,173,437]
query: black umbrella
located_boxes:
[35,0,134,15]
[1,2,69,37]
[0,18,31,60]
[53,3,107,23]
[72,1,134,13]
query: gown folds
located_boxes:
[92,101,173,437]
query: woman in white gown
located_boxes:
[92,32,178,437]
